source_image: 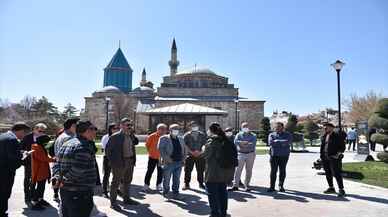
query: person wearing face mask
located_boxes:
[229,122,257,192]
[183,122,207,190]
[158,124,187,200]
[224,128,235,143]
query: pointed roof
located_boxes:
[172,38,177,50]
[142,68,146,76]
[105,48,132,71]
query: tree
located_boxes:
[286,114,298,134]
[111,94,131,122]
[60,103,78,123]
[32,96,60,121]
[345,90,382,123]
[368,98,388,153]
[258,117,271,145]
[303,119,320,146]
[19,95,37,120]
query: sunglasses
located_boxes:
[37,130,45,133]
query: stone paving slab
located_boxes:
[8,151,388,217]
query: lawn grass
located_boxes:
[342,161,388,188]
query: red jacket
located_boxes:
[31,143,55,183]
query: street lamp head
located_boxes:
[331,60,345,72]
[106,97,111,102]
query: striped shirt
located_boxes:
[52,136,97,191]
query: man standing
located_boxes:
[101,123,119,197]
[158,124,187,199]
[52,118,79,202]
[347,127,357,151]
[106,118,139,210]
[267,122,292,192]
[183,122,207,190]
[0,122,30,217]
[52,120,98,217]
[230,122,257,192]
[20,123,47,208]
[143,123,167,192]
[321,123,346,197]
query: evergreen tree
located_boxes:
[258,117,271,145]
[368,98,388,154]
[303,119,320,146]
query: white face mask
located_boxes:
[242,128,250,133]
[225,132,233,137]
[207,130,213,137]
[192,127,199,131]
[171,130,180,136]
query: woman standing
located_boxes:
[31,134,55,209]
[204,123,236,217]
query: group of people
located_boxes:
[0,117,347,217]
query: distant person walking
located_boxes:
[230,122,257,192]
[52,121,98,217]
[204,123,236,217]
[347,127,357,151]
[321,123,346,197]
[106,118,139,210]
[101,123,119,198]
[158,124,187,200]
[31,135,55,210]
[143,123,167,192]
[183,121,207,190]
[368,128,377,151]
[0,122,30,217]
[20,123,47,207]
[267,122,292,192]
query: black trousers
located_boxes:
[60,189,93,217]
[32,180,46,201]
[144,157,163,186]
[348,139,356,151]
[270,155,289,188]
[184,155,205,185]
[0,171,15,217]
[102,156,111,193]
[322,156,344,189]
[23,164,32,202]
[206,182,228,217]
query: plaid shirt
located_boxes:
[52,136,96,191]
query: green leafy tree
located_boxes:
[368,98,388,156]
[303,119,320,146]
[286,114,298,134]
[258,117,271,145]
[32,96,60,121]
[60,103,78,123]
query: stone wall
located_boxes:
[157,87,238,97]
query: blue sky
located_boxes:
[0,0,387,116]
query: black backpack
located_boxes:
[217,138,238,168]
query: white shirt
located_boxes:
[101,134,110,150]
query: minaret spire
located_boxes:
[141,68,146,82]
[169,38,180,76]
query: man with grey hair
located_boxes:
[20,122,47,208]
[229,122,257,192]
[158,123,187,200]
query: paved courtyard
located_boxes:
[8,148,388,217]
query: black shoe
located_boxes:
[279,186,285,192]
[182,184,190,190]
[239,181,245,188]
[323,187,336,194]
[103,192,109,198]
[53,195,60,203]
[228,187,238,192]
[38,199,51,207]
[31,203,45,211]
[110,204,122,211]
[267,188,275,193]
[123,198,139,205]
[199,183,206,189]
[338,189,346,197]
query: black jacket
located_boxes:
[320,131,346,158]
[0,131,22,173]
[20,132,35,166]
[106,131,139,169]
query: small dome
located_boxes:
[177,67,216,75]
[133,86,154,92]
[96,86,122,93]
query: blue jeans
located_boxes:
[163,161,183,194]
[206,182,228,217]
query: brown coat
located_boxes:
[31,143,55,182]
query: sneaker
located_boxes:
[123,198,139,205]
[338,189,346,197]
[228,186,239,192]
[38,199,51,207]
[110,204,122,211]
[323,187,336,194]
[279,186,285,192]
[266,188,276,193]
[156,184,163,191]
[182,184,190,190]
[31,203,45,211]
[143,184,150,192]
[199,183,206,189]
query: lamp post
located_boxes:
[234,88,240,131]
[105,97,111,133]
[330,60,345,130]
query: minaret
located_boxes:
[141,68,146,83]
[168,38,179,76]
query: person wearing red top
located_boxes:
[31,135,56,210]
[143,123,167,192]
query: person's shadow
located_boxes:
[114,203,162,217]
[228,190,257,202]
[166,192,210,216]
